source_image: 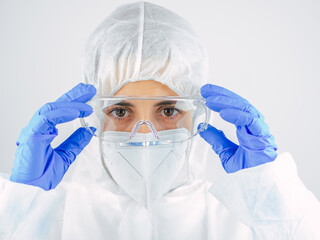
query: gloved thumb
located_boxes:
[198,123,238,162]
[54,127,96,167]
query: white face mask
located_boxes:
[100,128,191,207]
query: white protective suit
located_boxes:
[1,2,320,239]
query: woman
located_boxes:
[1,2,319,239]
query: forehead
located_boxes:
[114,80,179,96]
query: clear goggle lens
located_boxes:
[80,96,210,144]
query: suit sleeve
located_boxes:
[0,173,64,240]
[208,152,320,239]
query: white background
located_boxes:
[0,0,319,199]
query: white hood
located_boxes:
[78,1,211,193]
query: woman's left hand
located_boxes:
[199,84,277,173]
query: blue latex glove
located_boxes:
[10,83,96,190]
[199,84,277,173]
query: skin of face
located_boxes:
[114,80,179,97]
[104,80,188,133]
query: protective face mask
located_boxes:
[100,128,191,207]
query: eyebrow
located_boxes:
[113,102,135,107]
[112,101,176,108]
[154,101,177,107]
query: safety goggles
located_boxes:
[80,96,210,145]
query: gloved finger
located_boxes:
[205,95,262,118]
[237,127,277,151]
[29,108,82,134]
[199,123,238,162]
[55,83,96,103]
[39,102,93,118]
[201,84,245,101]
[219,109,254,127]
[43,108,88,126]
[220,109,270,137]
[247,118,271,137]
[54,127,96,167]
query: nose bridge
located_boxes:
[137,124,152,133]
[136,108,154,122]
[134,103,156,133]
[130,120,159,139]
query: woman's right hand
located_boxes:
[10,83,96,190]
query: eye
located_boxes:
[162,107,178,117]
[111,108,128,118]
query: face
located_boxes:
[102,80,191,133]
[114,80,178,97]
